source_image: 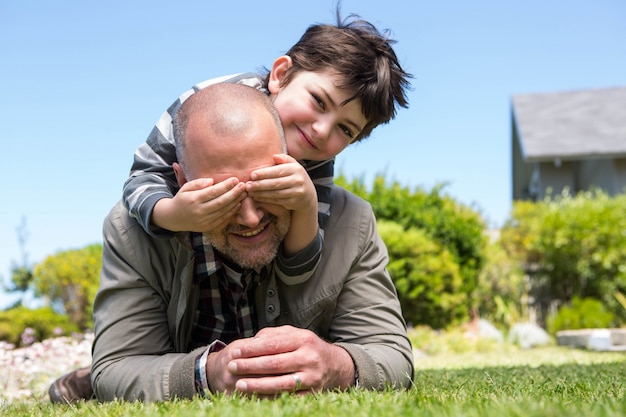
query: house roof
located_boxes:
[512,86,626,162]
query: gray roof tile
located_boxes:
[512,86,626,161]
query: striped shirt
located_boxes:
[122,73,333,285]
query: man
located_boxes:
[90,83,413,401]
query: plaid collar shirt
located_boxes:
[189,232,266,349]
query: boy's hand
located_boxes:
[246,154,317,212]
[246,154,319,256]
[152,177,247,232]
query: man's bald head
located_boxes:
[170,83,291,270]
[173,83,286,181]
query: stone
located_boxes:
[509,322,551,349]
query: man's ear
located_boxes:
[173,162,187,187]
[267,55,293,95]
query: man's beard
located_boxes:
[204,212,290,270]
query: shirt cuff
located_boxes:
[194,340,227,395]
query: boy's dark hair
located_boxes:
[273,10,412,141]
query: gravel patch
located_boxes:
[0,333,93,403]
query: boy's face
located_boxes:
[269,61,368,161]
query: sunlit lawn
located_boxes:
[1,329,625,417]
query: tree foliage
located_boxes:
[7,216,33,294]
[30,244,102,330]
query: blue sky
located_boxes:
[1,1,625,308]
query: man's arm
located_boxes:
[91,202,201,401]
[319,187,414,389]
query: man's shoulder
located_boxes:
[329,186,374,224]
[103,201,189,275]
[105,201,183,243]
[106,200,138,230]
[331,185,371,208]
[104,201,159,245]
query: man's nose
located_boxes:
[236,196,264,228]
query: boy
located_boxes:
[123,13,411,285]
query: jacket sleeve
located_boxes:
[91,201,201,401]
[324,189,414,390]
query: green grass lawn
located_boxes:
[2,346,625,417]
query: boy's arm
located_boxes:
[125,98,246,235]
[247,154,320,252]
[275,230,322,285]
[123,94,191,237]
[246,154,323,285]
[300,158,334,235]
[272,158,335,283]
[275,194,322,285]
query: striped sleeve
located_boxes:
[274,158,334,284]
[303,158,334,235]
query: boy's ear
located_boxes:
[173,162,187,187]
[268,55,293,94]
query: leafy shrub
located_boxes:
[378,220,466,328]
[547,297,616,335]
[341,176,487,292]
[0,306,79,346]
[408,325,505,355]
[337,174,487,327]
[501,190,626,324]
[474,239,526,328]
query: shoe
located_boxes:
[48,366,94,403]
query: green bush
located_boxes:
[547,297,616,335]
[408,325,507,355]
[378,220,466,328]
[475,239,526,328]
[337,174,487,327]
[0,306,79,346]
[502,190,626,324]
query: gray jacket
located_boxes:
[91,186,414,401]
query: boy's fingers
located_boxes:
[195,178,243,200]
[179,177,214,191]
[251,155,299,180]
[272,153,296,164]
